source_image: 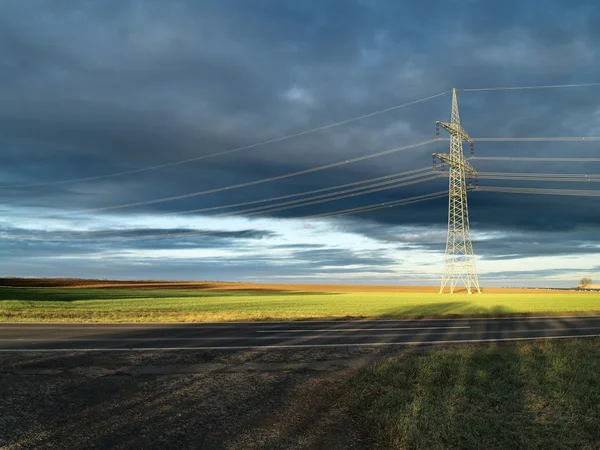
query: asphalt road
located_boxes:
[2,315,600,351]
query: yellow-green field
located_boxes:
[1,286,599,322]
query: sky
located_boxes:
[1,0,600,287]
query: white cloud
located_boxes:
[282,85,315,106]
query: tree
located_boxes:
[580,277,593,287]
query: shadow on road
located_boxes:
[1,343,377,449]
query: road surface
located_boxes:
[2,315,600,351]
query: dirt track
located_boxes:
[1,348,377,450]
[0,278,577,294]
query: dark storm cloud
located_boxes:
[472,228,600,260]
[0,240,92,258]
[0,225,277,254]
[0,225,275,239]
[481,268,589,280]
[290,248,396,268]
[1,0,599,281]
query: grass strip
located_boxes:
[344,339,600,449]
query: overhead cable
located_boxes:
[475,186,600,197]
[477,171,600,178]
[216,174,441,217]
[8,187,445,242]
[31,167,434,238]
[26,139,439,218]
[161,167,432,216]
[472,137,600,142]
[472,157,600,162]
[478,176,600,183]
[462,82,600,92]
[306,191,448,219]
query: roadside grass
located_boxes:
[0,287,599,322]
[344,339,600,449]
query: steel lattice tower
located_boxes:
[433,88,481,294]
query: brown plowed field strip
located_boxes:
[0,278,576,294]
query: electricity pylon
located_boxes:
[433,88,481,294]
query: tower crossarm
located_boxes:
[433,152,478,175]
[436,121,474,144]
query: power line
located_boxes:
[17,183,598,242]
[25,139,439,218]
[472,137,600,142]
[306,191,448,219]
[0,92,447,189]
[7,189,447,242]
[13,173,439,239]
[473,157,600,162]
[462,82,600,92]
[11,83,600,245]
[478,171,599,178]
[216,174,440,217]
[478,175,600,183]
[161,167,432,216]
[26,167,434,238]
[461,171,600,182]
[475,186,600,197]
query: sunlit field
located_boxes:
[1,286,599,322]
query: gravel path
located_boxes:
[0,348,382,449]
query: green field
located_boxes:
[1,287,600,322]
[345,339,600,449]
